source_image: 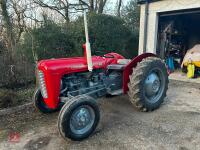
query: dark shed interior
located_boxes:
[157,9,200,70]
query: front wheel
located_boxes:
[58,95,100,141]
[128,57,169,111]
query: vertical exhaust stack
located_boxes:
[83,10,93,72]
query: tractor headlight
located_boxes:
[38,70,48,98]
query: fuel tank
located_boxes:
[38,53,123,74]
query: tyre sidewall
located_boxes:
[33,89,56,113]
[139,60,168,110]
[60,98,100,141]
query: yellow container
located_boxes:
[187,64,195,78]
[184,61,200,67]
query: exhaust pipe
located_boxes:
[83,10,93,72]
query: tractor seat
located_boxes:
[117,59,131,65]
[107,59,131,71]
[107,64,125,70]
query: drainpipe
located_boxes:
[143,0,150,53]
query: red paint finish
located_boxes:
[82,44,87,60]
[37,51,157,109]
[37,53,124,109]
[123,53,157,94]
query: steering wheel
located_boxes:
[95,50,115,58]
[103,53,115,58]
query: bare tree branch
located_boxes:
[11,0,27,43]
[33,0,70,22]
[97,0,107,14]
[79,0,107,14]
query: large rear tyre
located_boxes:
[58,95,100,141]
[33,88,58,113]
[128,57,168,112]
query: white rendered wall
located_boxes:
[139,0,200,55]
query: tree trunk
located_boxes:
[64,6,70,23]
[89,0,94,12]
[117,0,122,17]
[0,0,15,61]
[98,0,107,14]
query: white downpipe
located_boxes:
[83,10,93,72]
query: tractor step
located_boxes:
[109,89,123,96]
[60,97,70,103]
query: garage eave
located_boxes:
[137,0,161,5]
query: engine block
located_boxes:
[60,69,122,98]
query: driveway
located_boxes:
[0,80,200,150]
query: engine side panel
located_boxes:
[60,70,106,98]
[60,70,123,100]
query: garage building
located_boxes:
[138,0,200,70]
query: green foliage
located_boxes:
[68,13,138,58]
[122,0,140,56]
[0,1,141,108]
[122,0,140,33]
[89,13,131,57]
[0,86,34,108]
[121,0,140,57]
[22,18,74,61]
[22,13,139,60]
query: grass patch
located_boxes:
[0,85,35,109]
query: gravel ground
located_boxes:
[0,80,200,150]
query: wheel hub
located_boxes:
[70,106,95,135]
[144,73,161,97]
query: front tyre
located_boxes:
[33,88,58,113]
[128,57,169,111]
[58,95,100,141]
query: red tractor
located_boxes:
[33,6,168,141]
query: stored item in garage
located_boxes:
[187,64,195,78]
[182,44,200,78]
[182,45,200,68]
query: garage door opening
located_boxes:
[156,9,200,71]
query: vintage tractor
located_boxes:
[33,6,168,141]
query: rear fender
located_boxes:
[123,53,157,94]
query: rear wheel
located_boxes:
[58,95,100,141]
[33,88,58,113]
[128,57,168,111]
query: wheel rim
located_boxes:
[70,105,95,135]
[144,68,165,103]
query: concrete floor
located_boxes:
[169,70,200,84]
[0,80,200,150]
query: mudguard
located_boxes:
[123,53,157,93]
